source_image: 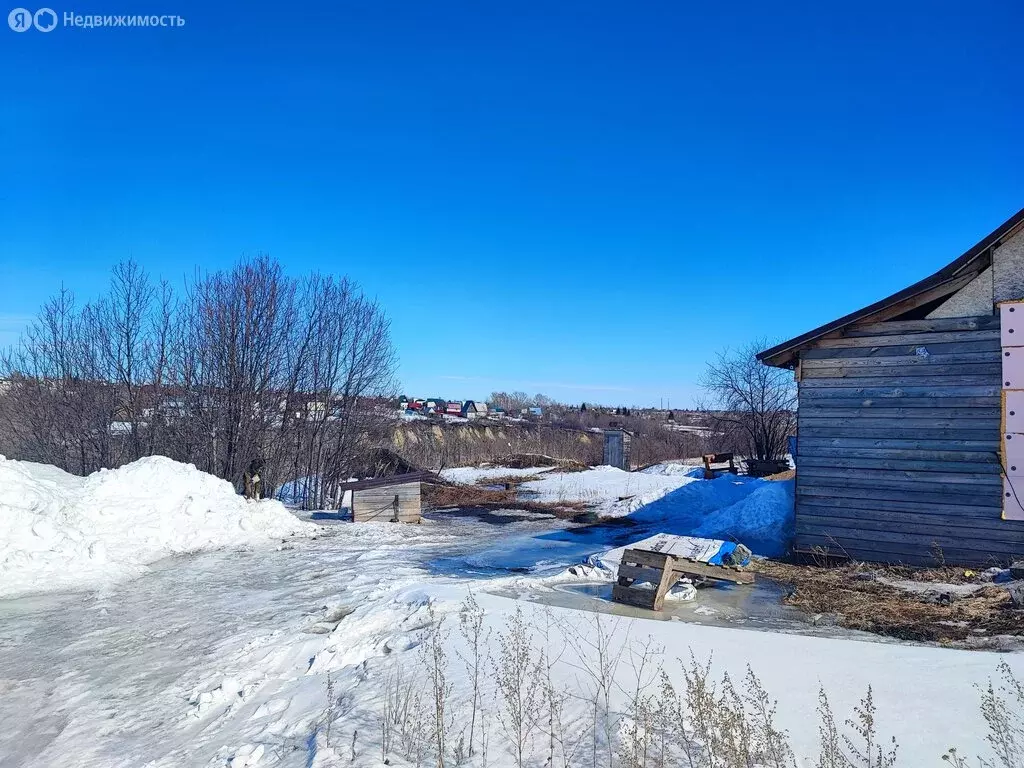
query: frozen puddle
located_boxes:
[503,579,873,640]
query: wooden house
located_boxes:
[758,207,1024,566]
[462,400,488,419]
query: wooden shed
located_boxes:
[339,472,428,523]
[603,428,632,470]
[758,207,1024,566]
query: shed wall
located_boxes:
[351,481,422,523]
[794,313,1024,565]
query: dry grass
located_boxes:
[491,453,590,472]
[423,482,587,520]
[754,560,1024,643]
[762,468,795,481]
[477,474,547,487]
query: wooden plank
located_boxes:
[339,472,431,491]
[845,315,1000,336]
[848,272,982,326]
[799,416,1001,430]
[797,495,1005,520]
[799,406,1000,419]
[671,559,754,585]
[623,549,672,569]
[797,437,1002,451]
[801,374,999,388]
[611,584,658,610]
[800,425,998,440]
[652,560,682,610]
[799,385,1002,400]
[794,520,1024,551]
[796,509,1024,539]
[802,396,1001,410]
[801,339,1002,360]
[798,466,1003,486]
[802,363,1003,379]
[793,533,1021,566]
[792,536,1018,567]
[814,329,1001,349]
[797,456,1001,473]
[794,529,1014,558]
[797,445,1002,462]
[618,563,665,585]
[797,483,1003,507]
[802,352,998,369]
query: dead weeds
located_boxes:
[753,559,1024,643]
[423,482,587,520]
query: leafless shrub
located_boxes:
[616,636,664,768]
[945,661,1024,768]
[492,606,542,768]
[699,339,795,462]
[564,613,624,767]
[325,673,337,748]
[842,686,898,768]
[1,256,398,499]
[458,591,489,758]
[421,605,455,767]
[382,661,417,763]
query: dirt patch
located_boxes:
[753,560,1024,644]
[763,469,795,481]
[423,482,587,520]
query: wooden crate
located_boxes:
[611,547,754,611]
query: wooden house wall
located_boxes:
[351,481,422,523]
[794,313,1024,565]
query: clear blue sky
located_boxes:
[1,1,1021,407]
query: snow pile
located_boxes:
[439,465,557,485]
[630,476,795,557]
[0,455,317,598]
[638,461,705,477]
[521,465,698,516]
[690,480,794,557]
[596,533,750,571]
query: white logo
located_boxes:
[8,7,32,30]
[8,6,56,30]
[33,6,55,30]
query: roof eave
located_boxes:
[757,206,1024,368]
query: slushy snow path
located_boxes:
[2,504,1022,766]
[0,516,506,768]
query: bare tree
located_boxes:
[0,255,398,498]
[699,339,796,462]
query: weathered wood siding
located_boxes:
[795,313,1024,565]
[351,481,422,523]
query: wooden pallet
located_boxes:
[611,548,754,611]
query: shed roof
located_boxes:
[758,206,1024,368]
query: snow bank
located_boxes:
[0,455,317,598]
[630,475,795,557]
[638,461,705,477]
[521,465,698,516]
[439,465,557,485]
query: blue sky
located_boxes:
[1,1,1021,407]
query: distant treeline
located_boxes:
[0,256,397,508]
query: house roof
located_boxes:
[758,206,1024,368]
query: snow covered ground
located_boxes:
[438,465,559,485]
[0,456,315,599]
[0,458,1018,767]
